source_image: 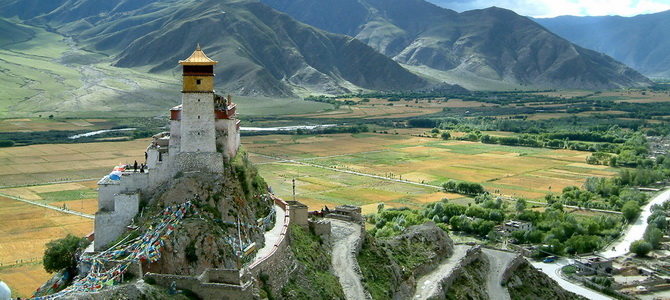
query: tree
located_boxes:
[515,198,527,212]
[442,180,457,192]
[644,227,664,249]
[43,234,87,274]
[621,200,641,222]
[630,240,652,256]
[441,132,451,140]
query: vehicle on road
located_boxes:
[543,256,558,263]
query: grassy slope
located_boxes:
[0,19,332,118]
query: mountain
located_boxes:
[0,0,445,98]
[536,10,670,78]
[261,0,653,90]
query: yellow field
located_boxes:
[0,196,93,298]
[0,139,150,186]
[249,133,618,211]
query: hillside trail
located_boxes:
[413,244,471,299]
[482,248,516,300]
[252,204,286,261]
[330,219,369,300]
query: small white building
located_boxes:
[575,255,613,275]
[502,220,532,235]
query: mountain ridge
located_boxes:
[536,10,670,78]
[0,0,452,98]
[261,0,653,90]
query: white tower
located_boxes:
[178,44,218,154]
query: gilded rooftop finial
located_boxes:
[179,44,218,65]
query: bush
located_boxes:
[630,240,652,256]
[621,200,641,222]
[43,234,87,273]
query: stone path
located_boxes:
[330,219,368,300]
[413,244,471,300]
[252,204,286,261]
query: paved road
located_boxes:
[601,188,670,258]
[532,258,612,300]
[330,219,368,300]
[482,248,516,300]
[413,245,471,299]
[252,204,286,261]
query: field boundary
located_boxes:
[0,192,94,219]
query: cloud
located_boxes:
[427,0,670,17]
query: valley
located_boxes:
[0,0,669,298]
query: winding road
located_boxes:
[532,188,670,300]
[601,188,670,258]
[413,245,471,300]
[482,248,516,300]
[330,219,368,300]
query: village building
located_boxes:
[93,45,241,250]
[574,255,614,276]
[502,220,533,235]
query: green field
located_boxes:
[247,133,617,210]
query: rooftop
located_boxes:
[179,44,218,66]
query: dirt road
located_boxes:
[413,244,472,299]
[330,219,368,300]
[482,248,516,300]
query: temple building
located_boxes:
[93,45,241,250]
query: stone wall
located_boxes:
[94,192,140,250]
[176,152,224,174]
[501,253,527,283]
[247,197,295,293]
[144,272,253,300]
[215,118,240,160]
[180,92,217,153]
[438,245,483,293]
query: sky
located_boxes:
[427,0,670,18]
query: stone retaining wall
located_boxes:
[501,253,527,283]
[144,272,252,300]
[438,245,483,293]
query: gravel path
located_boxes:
[482,248,516,300]
[413,244,471,300]
[330,219,368,300]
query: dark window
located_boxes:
[196,79,202,85]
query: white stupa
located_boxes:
[0,280,10,300]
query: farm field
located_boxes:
[246,132,618,210]
[0,195,93,298]
[0,125,620,297]
[0,138,151,187]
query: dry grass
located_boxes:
[0,263,53,298]
[0,196,93,298]
[0,139,149,186]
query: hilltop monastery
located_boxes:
[94,45,241,250]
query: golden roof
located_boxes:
[179,44,218,65]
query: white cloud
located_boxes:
[428,0,670,17]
